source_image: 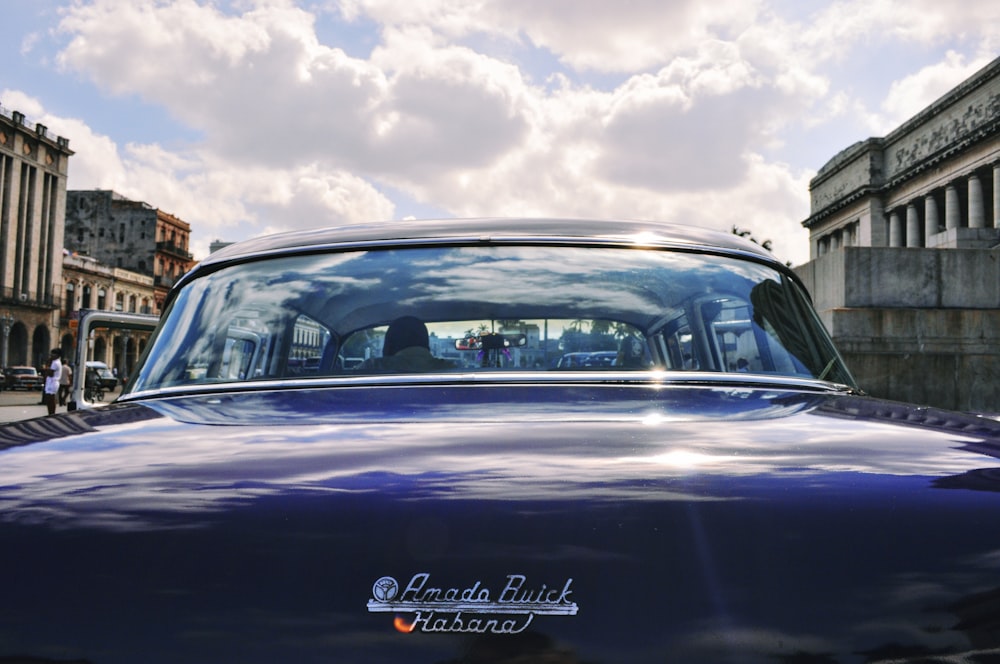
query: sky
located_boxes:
[1,0,998,267]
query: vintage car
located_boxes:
[2,217,1000,663]
[85,360,119,391]
[3,365,43,390]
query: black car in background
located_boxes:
[2,218,1000,663]
[85,361,118,390]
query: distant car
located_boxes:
[557,350,622,368]
[3,218,1000,662]
[84,361,118,390]
[584,350,618,366]
[555,351,592,368]
[4,365,43,390]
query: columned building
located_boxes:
[65,190,194,313]
[60,254,156,378]
[796,56,1000,412]
[0,104,74,370]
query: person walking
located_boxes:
[58,361,73,406]
[42,348,63,416]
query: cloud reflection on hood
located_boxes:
[1,385,999,532]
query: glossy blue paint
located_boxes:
[2,384,1000,662]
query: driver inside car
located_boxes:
[356,316,457,373]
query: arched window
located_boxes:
[97,288,107,310]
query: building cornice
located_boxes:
[804,56,1000,229]
[0,105,74,156]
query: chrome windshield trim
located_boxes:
[118,371,856,402]
[177,234,799,298]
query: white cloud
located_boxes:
[20,31,41,57]
[364,27,532,174]
[112,153,397,259]
[794,0,1000,62]
[0,88,128,188]
[4,91,395,260]
[878,51,993,131]
[340,0,765,73]
[5,0,990,268]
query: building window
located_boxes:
[64,282,75,317]
[98,288,107,310]
[82,284,92,309]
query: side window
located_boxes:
[698,294,812,377]
[198,306,273,382]
[660,317,699,370]
[704,297,756,372]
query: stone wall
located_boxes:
[795,247,1000,413]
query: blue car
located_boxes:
[2,218,999,662]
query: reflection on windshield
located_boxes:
[127,246,854,392]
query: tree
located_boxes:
[731,225,773,251]
[731,226,791,266]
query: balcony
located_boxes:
[0,285,61,309]
[154,275,177,289]
[156,241,193,260]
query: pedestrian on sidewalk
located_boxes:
[42,348,63,416]
[58,362,73,406]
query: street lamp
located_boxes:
[0,312,13,368]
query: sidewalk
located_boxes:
[0,388,120,424]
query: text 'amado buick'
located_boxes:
[3,218,1000,663]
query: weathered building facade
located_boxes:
[65,190,194,313]
[60,254,155,378]
[796,57,1000,412]
[0,104,74,369]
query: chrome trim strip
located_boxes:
[118,371,855,402]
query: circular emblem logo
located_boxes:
[372,576,399,602]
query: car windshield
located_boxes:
[126,244,855,392]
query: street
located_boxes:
[0,386,122,424]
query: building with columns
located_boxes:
[60,254,156,378]
[796,56,1000,412]
[0,103,74,371]
[65,190,195,314]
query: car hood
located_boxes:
[3,383,1000,663]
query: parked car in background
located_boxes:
[583,350,618,366]
[85,361,118,391]
[2,218,1000,663]
[554,351,592,368]
[3,365,43,390]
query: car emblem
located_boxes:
[368,572,578,634]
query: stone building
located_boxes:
[65,190,195,313]
[796,56,1000,412]
[60,253,156,378]
[0,104,74,370]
